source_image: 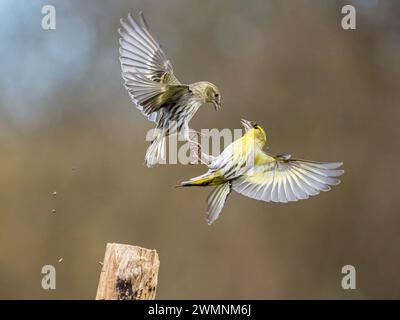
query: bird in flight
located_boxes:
[119,12,221,167]
[180,119,344,225]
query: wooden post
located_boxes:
[96,243,160,300]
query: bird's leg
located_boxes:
[187,129,202,165]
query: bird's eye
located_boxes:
[214,93,219,98]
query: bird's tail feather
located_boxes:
[206,182,231,225]
[145,134,166,167]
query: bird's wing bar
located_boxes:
[232,157,344,203]
[123,72,189,119]
[119,12,179,84]
[187,130,216,165]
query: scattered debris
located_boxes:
[58,258,63,263]
[51,209,56,214]
[52,191,57,196]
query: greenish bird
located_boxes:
[181,119,344,225]
[119,12,221,167]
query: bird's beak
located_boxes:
[212,99,221,111]
[240,119,253,132]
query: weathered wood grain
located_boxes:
[96,243,159,300]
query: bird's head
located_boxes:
[241,119,266,147]
[193,82,221,110]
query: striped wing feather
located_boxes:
[119,12,177,83]
[122,72,189,117]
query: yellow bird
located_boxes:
[180,119,344,225]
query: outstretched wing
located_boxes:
[119,13,185,122]
[122,72,189,120]
[232,152,344,203]
[119,12,178,84]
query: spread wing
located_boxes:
[232,152,344,203]
[119,12,178,83]
[119,12,185,122]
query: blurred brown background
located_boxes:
[0,0,399,299]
